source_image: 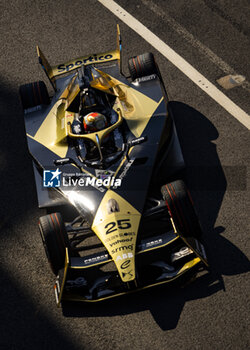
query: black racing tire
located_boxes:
[19,81,50,110]
[38,213,69,275]
[128,52,158,80]
[161,180,202,238]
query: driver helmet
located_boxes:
[83,112,108,133]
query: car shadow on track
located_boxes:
[61,272,216,329]
[0,81,84,349]
[0,79,38,226]
[0,266,83,350]
[61,102,249,329]
[170,101,249,276]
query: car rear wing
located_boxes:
[37,24,122,89]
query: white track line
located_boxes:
[98,0,250,130]
[141,0,250,93]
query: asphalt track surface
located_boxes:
[0,1,249,349]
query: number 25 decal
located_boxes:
[105,219,131,234]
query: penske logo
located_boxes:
[57,53,114,73]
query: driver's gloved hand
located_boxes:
[71,119,84,135]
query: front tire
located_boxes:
[161,180,202,238]
[38,213,69,275]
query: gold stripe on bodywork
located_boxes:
[124,95,164,138]
[92,190,141,282]
[90,69,165,138]
[33,101,68,158]
[179,257,201,273]
[113,80,164,137]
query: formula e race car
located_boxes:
[19,25,208,305]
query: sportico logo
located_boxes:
[57,53,114,73]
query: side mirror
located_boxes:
[126,136,147,160]
[128,136,147,147]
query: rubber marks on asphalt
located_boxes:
[98,0,250,130]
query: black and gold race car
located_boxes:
[19,25,208,305]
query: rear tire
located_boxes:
[161,180,202,238]
[128,52,158,80]
[38,213,69,275]
[19,80,50,110]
